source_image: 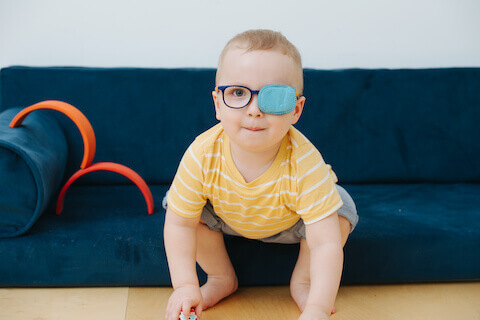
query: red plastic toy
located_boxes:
[56,162,154,215]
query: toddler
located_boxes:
[164,29,358,320]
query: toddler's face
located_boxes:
[213,48,305,154]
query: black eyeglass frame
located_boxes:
[215,85,261,109]
[215,85,300,109]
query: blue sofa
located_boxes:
[0,66,479,287]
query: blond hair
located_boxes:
[216,29,304,93]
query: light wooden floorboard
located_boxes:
[0,287,129,320]
[0,283,479,320]
[334,282,480,320]
[127,283,480,320]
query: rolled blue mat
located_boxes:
[0,107,68,237]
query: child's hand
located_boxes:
[298,305,330,320]
[166,285,203,320]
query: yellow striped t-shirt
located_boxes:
[167,123,343,239]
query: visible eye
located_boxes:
[224,86,249,98]
[233,88,247,97]
[228,87,248,98]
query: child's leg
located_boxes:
[290,216,351,312]
[339,215,352,247]
[196,221,238,309]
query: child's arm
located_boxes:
[164,207,203,320]
[301,212,343,320]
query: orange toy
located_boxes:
[10,100,96,169]
[56,162,154,215]
[10,100,154,215]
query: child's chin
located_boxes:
[237,140,267,151]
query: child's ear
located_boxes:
[212,90,221,121]
[291,96,306,125]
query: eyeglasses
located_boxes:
[215,85,300,115]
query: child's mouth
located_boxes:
[245,127,264,132]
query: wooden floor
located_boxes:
[0,283,479,320]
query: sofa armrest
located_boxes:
[0,107,68,237]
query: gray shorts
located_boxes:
[163,185,358,244]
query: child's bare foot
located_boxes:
[200,274,238,309]
[298,305,330,320]
[291,282,335,315]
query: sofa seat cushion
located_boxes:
[1,184,479,286]
[0,185,170,286]
[342,183,480,283]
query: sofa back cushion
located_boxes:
[1,67,479,184]
[301,68,480,183]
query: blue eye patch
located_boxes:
[258,85,298,115]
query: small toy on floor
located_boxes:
[179,308,197,320]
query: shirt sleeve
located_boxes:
[295,144,343,225]
[167,142,207,218]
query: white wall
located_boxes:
[1,0,479,70]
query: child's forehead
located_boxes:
[218,48,298,87]
[222,47,291,64]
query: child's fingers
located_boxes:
[166,302,181,320]
[166,287,201,319]
[195,304,203,319]
[181,301,196,318]
[165,296,184,320]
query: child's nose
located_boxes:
[246,94,263,117]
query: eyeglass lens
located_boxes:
[223,86,252,108]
